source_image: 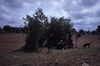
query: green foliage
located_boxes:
[3,25,11,32]
[23,8,73,51]
[3,25,20,33]
[21,26,29,33]
[23,8,48,51]
[49,17,73,40]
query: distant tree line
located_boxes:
[0,25,28,33]
[78,26,100,35]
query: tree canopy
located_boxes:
[22,8,73,52]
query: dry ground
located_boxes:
[0,33,100,66]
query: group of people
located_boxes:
[38,32,77,53]
[57,32,75,49]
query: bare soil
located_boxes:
[0,33,100,66]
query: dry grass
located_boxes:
[0,33,100,66]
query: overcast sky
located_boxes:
[0,0,100,31]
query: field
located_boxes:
[0,33,100,66]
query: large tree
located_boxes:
[22,8,73,52]
[23,8,48,52]
[46,17,73,48]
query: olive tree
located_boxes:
[23,8,48,52]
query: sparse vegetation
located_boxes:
[0,34,100,66]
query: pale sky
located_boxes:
[0,0,100,31]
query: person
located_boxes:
[75,33,81,48]
[67,38,74,48]
[67,32,74,48]
[38,36,45,52]
[46,34,53,53]
[68,32,72,40]
[57,40,64,49]
[73,41,76,48]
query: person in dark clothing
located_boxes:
[38,36,46,52]
[75,33,81,48]
[67,32,74,48]
[68,32,72,40]
[57,40,64,49]
[67,38,74,48]
[46,34,53,53]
